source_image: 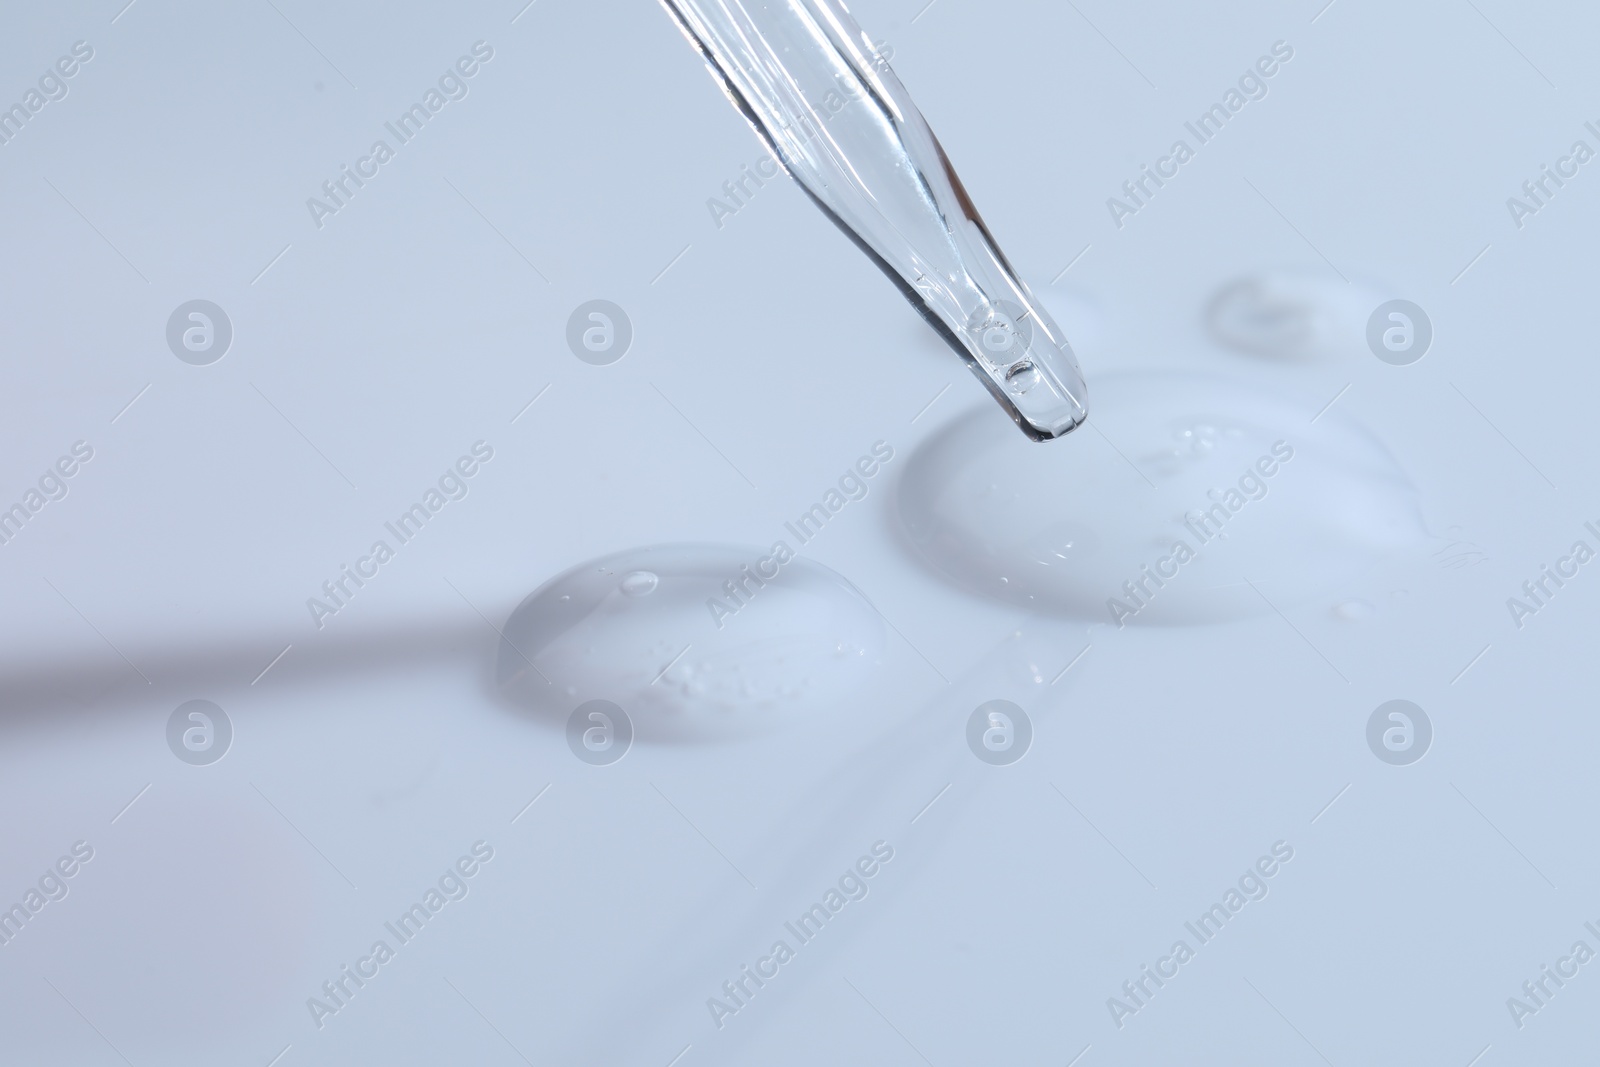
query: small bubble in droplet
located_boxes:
[1004,360,1043,395]
[620,570,659,597]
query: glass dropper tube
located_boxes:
[660,0,1089,440]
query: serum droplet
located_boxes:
[497,545,886,740]
[896,372,1426,625]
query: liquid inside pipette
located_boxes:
[661,0,1088,440]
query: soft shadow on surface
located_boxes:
[0,613,505,736]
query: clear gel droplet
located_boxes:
[896,372,1426,625]
[497,545,886,740]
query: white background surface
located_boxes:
[2,0,1598,1063]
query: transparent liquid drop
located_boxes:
[896,372,1427,625]
[497,545,886,740]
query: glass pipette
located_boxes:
[660,0,1089,440]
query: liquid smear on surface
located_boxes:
[496,545,884,740]
[1331,597,1378,622]
[897,372,1428,625]
[659,0,1087,440]
[1207,269,1387,362]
